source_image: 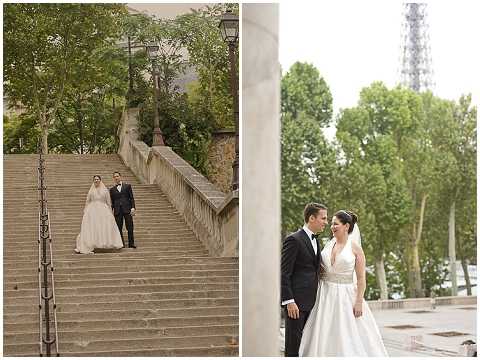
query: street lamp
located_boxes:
[145,42,165,146]
[219,10,239,191]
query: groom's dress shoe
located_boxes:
[129,245,136,249]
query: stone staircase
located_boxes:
[3,154,239,356]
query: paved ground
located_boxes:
[374,304,477,357]
[279,304,476,356]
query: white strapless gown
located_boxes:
[299,238,388,357]
[75,189,123,254]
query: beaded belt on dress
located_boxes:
[322,273,353,284]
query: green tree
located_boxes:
[281,62,333,126]
[281,112,337,236]
[336,84,412,299]
[4,4,127,154]
[281,62,335,238]
[3,113,40,154]
[175,4,238,129]
[428,94,477,295]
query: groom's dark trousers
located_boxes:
[281,228,322,357]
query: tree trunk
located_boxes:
[40,113,49,154]
[409,193,427,298]
[448,201,458,296]
[460,258,472,296]
[406,247,415,298]
[457,234,472,296]
[375,255,388,300]
[411,243,423,297]
[78,113,84,154]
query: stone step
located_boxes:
[7,341,238,357]
[4,204,180,210]
[5,297,237,314]
[4,315,238,333]
[4,224,192,235]
[4,243,203,253]
[5,268,238,281]
[4,289,238,306]
[5,269,237,283]
[4,250,210,261]
[5,282,238,298]
[5,232,196,238]
[4,323,237,343]
[6,275,238,291]
[4,200,174,205]
[6,231,200,239]
[3,190,165,197]
[3,183,162,189]
[5,244,206,255]
[3,188,164,195]
[5,306,238,324]
[4,261,238,275]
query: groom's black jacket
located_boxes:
[281,228,322,312]
[109,183,135,215]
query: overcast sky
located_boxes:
[279,0,480,117]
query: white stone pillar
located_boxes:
[242,3,280,356]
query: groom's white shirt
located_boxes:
[116,182,122,192]
[282,224,318,306]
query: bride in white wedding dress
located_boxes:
[299,210,388,357]
[74,175,123,254]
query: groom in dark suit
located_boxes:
[110,171,136,248]
[281,203,328,357]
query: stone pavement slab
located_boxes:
[373,304,476,357]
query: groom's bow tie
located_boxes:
[311,233,319,240]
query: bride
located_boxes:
[299,210,388,356]
[74,175,124,254]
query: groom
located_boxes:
[281,203,328,357]
[110,171,136,248]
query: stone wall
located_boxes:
[367,295,476,310]
[117,108,238,257]
[207,130,235,193]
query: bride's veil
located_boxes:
[85,180,110,207]
[348,223,362,284]
[349,223,362,248]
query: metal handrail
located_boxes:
[37,145,60,357]
[38,213,43,356]
[47,212,60,356]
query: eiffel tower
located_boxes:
[399,3,434,92]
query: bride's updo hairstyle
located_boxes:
[334,210,358,234]
[93,175,102,181]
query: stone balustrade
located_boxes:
[117,108,238,257]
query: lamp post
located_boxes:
[127,35,134,99]
[145,43,165,146]
[219,9,239,191]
